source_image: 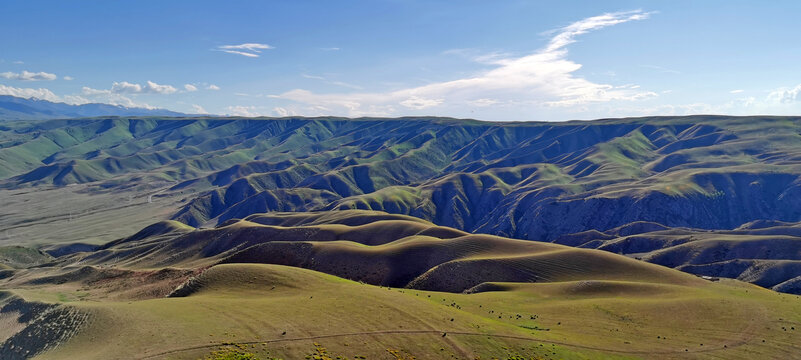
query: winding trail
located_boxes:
[136,326,753,359]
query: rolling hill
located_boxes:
[552,219,801,294]
[3,115,801,294]
[3,211,801,359]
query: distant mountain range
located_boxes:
[0,95,185,120]
[5,114,801,359]
[3,115,801,294]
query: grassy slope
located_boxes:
[553,220,801,294]
[0,246,52,268]
[30,263,801,360]
[59,211,702,295]
[0,211,797,359]
[3,116,801,293]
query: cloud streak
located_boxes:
[0,70,57,81]
[83,80,178,95]
[216,43,273,57]
[301,73,363,90]
[768,84,801,103]
[273,10,656,117]
[0,84,87,104]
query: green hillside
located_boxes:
[3,116,801,234]
[3,116,801,294]
[3,212,801,359]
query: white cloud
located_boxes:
[0,84,60,101]
[272,107,291,116]
[301,74,326,81]
[81,86,155,108]
[399,96,443,110]
[109,81,142,93]
[216,43,273,57]
[85,80,178,95]
[184,84,198,92]
[640,64,681,74]
[768,84,801,103]
[469,98,500,107]
[207,84,220,91]
[730,89,744,94]
[273,10,655,117]
[63,76,74,81]
[0,84,89,104]
[12,61,23,65]
[220,50,260,58]
[320,47,340,51]
[142,80,177,94]
[226,105,261,117]
[191,104,208,114]
[0,82,166,109]
[81,86,108,96]
[0,70,57,81]
[302,73,362,90]
[442,49,517,65]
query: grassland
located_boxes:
[13,263,801,360]
[0,211,799,359]
[3,115,801,358]
[4,115,801,292]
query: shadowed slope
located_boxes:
[5,211,801,359]
[58,210,702,293]
[552,219,801,294]
[18,263,801,360]
[5,116,801,294]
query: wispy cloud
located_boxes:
[207,84,221,91]
[63,76,74,81]
[0,84,60,101]
[301,74,326,81]
[80,80,178,108]
[301,73,362,90]
[78,87,154,108]
[320,47,340,51]
[114,80,177,94]
[84,80,178,95]
[216,43,273,57]
[226,105,262,116]
[0,70,57,81]
[272,107,292,116]
[273,10,655,117]
[768,84,801,103]
[640,64,680,74]
[607,83,801,118]
[191,104,208,114]
[0,84,87,104]
[184,84,198,92]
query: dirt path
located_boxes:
[136,327,751,359]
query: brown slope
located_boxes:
[60,210,704,294]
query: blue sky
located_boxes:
[2,0,801,121]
